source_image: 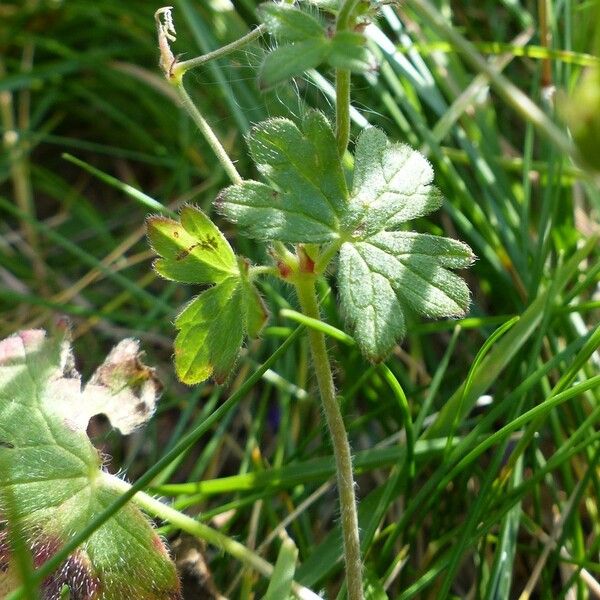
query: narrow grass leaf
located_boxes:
[263,536,298,600]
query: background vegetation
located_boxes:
[1,0,599,597]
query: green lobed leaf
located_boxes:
[147,204,238,284]
[0,328,180,600]
[173,275,266,385]
[256,3,374,87]
[338,232,474,361]
[217,111,348,243]
[257,3,326,41]
[343,127,443,236]
[217,113,473,362]
[148,206,268,384]
[335,126,474,360]
[258,40,329,89]
[327,30,375,73]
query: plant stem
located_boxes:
[175,80,243,185]
[334,0,360,156]
[337,0,361,30]
[335,69,352,156]
[314,240,343,274]
[294,278,364,600]
[174,25,266,76]
[104,474,321,600]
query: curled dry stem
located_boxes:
[155,6,178,81]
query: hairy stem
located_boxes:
[104,474,321,600]
[174,25,266,76]
[335,69,352,156]
[337,0,361,30]
[294,278,364,600]
[175,81,242,185]
[334,0,360,156]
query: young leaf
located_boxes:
[217,111,348,243]
[147,205,237,284]
[175,276,248,384]
[147,206,268,384]
[257,3,326,41]
[337,127,474,361]
[259,40,329,90]
[256,2,374,87]
[0,328,181,599]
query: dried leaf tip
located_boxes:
[155,6,177,78]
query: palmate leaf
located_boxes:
[0,328,180,599]
[147,206,268,384]
[218,114,474,362]
[217,111,348,243]
[339,128,474,360]
[338,232,474,360]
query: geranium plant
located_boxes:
[149,4,474,598]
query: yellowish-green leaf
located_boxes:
[147,206,268,385]
[147,205,237,284]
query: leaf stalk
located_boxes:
[334,0,361,156]
[175,80,243,185]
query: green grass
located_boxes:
[1,0,599,598]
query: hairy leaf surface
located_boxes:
[337,127,474,360]
[338,233,474,360]
[218,114,474,361]
[217,112,348,243]
[147,206,268,384]
[147,205,237,284]
[0,328,180,599]
[328,31,374,73]
[256,2,374,88]
[257,3,325,41]
[344,127,443,236]
[259,41,329,90]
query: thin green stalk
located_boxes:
[294,278,364,600]
[104,474,321,600]
[335,69,352,156]
[334,0,360,156]
[155,7,243,184]
[337,0,361,30]
[175,80,242,185]
[174,25,267,76]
